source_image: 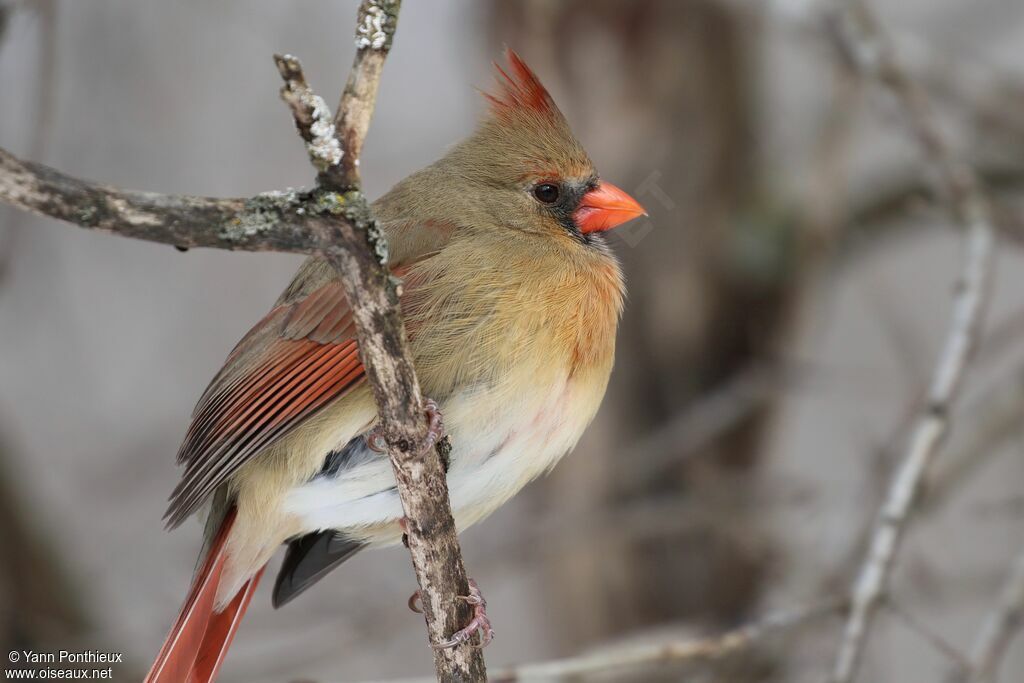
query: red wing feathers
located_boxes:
[165,282,365,528]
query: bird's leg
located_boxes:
[434,579,495,649]
[366,398,445,456]
[374,402,489,644]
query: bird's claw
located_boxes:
[367,399,444,456]
[418,399,444,455]
[408,589,423,614]
[433,579,495,649]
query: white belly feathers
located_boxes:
[284,370,596,545]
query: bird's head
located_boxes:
[436,49,646,243]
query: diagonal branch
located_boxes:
[0,1,486,681]
[823,2,998,683]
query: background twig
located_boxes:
[962,548,1024,683]
[350,599,846,683]
[825,2,998,682]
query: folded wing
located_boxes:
[165,278,364,527]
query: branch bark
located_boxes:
[824,2,998,682]
[272,9,486,675]
[0,1,486,680]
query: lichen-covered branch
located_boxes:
[824,2,998,682]
[0,1,485,680]
[0,147,358,254]
[334,0,399,189]
[271,43,486,682]
[276,54,345,176]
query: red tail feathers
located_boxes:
[146,509,263,683]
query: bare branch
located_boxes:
[824,2,998,682]
[351,599,846,683]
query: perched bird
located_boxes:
[147,49,645,682]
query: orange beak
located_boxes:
[573,181,647,234]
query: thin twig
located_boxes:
[350,599,846,683]
[962,548,1024,683]
[922,367,1024,513]
[617,364,776,492]
[824,2,998,682]
[620,356,907,495]
[885,599,970,673]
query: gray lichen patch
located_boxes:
[223,190,307,241]
[340,191,389,266]
[256,188,303,205]
[217,187,391,263]
[73,193,156,230]
[312,190,347,216]
[76,204,100,227]
[311,189,390,266]
[275,53,344,172]
[364,215,389,265]
[306,95,344,170]
[355,2,392,50]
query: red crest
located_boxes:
[484,48,559,120]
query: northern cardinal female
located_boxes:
[147,50,645,682]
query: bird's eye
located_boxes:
[533,183,560,204]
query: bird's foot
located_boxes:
[435,579,495,649]
[366,398,444,455]
[416,398,445,455]
[407,586,425,613]
[407,579,495,648]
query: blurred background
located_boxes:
[2,1,1024,681]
